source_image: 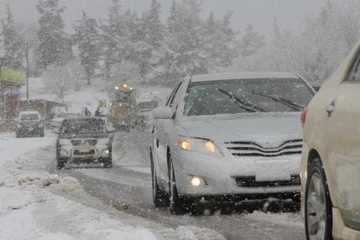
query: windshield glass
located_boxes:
[61,118,106,135]
[184,78,314,116]
[20,113,40,121]
[115,92,131,102]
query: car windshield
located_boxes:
[20,113,40,120]
[61,118,106,135]
[184,78,314,116]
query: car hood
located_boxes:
[177,113,302,144]
[60,133,109,139]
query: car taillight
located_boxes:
[301,108,308,127]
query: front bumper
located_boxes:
[59,146,111,162]
[333,208,360,240]
[172,149,301,197]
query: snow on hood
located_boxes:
[178,113,302,144]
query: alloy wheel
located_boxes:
[306,172,327,240]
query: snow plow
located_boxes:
[109,84,136,131]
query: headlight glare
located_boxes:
[177,137,222,156]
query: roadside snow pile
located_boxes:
[17,173,81,192]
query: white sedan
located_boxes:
[150,72,315,214]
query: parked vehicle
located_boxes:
[56,117,114,169]
[301,43,360,240]
[150,72,315,213]
[16,111,45,138]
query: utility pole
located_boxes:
[25,42,30,101]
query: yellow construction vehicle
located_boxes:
[109,84,136,131]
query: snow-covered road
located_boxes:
[58,129,306,240]
[0,129,307,240]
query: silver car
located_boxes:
[149,72,315,214]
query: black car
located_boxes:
[56,117,114,169]
[16,111,45,138]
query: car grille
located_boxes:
[71,139,98,146]
[234,175,301,188]
[73,149,95,155]
[224,139,302,157]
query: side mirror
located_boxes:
[107,129,116,134]
[152,107,173,120]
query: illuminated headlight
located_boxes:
[190,176,206,187]
[177,137,222,156]
[101,149,110,157]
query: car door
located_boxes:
[153,81,184,183]
[325,49,360,215]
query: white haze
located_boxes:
[3,0,325,34]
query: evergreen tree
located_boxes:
[74,12,101,85]
[239,24,265,57]
[100,0,129,81]
[37,0,71,69]
[1,5,24,69]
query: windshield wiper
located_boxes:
[251,92,304,111]
[217,88,266,113]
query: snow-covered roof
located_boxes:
[19,111,41,116]
[191,72,299,82]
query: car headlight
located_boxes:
[176,137,222,156]
[101,149,111,157]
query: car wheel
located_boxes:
[305,158,333,240]
[103,159,113,168]
[57,158,66,169]
[150,149,169,207]
[168,157,186,215]
[40,128,45,137]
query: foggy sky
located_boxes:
[3,0,325,35]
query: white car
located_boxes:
[301,41,360,240]
[150,72,315,213]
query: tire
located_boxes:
[40,128,45,137]
[305,158,333,240]
[150,149,169,207]
[56,149,66,169]
[56,157,66,169]
[103,159,113,168]
[168,156,186,215]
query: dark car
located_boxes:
[56,117,114,169]
[16,111,45,138]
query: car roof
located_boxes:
[191,72,300,82]
[63,117,105,121]
[19,111,41,115]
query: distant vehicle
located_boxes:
[49,112,82,130]
[16,111,45,138]
[150,72,315,214]
[134,100,159,130]
[56,117,114,169]
[301,43,360,240]
[109,84,136,131]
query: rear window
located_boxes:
[184,78,314,116]
[20,113,40,121]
